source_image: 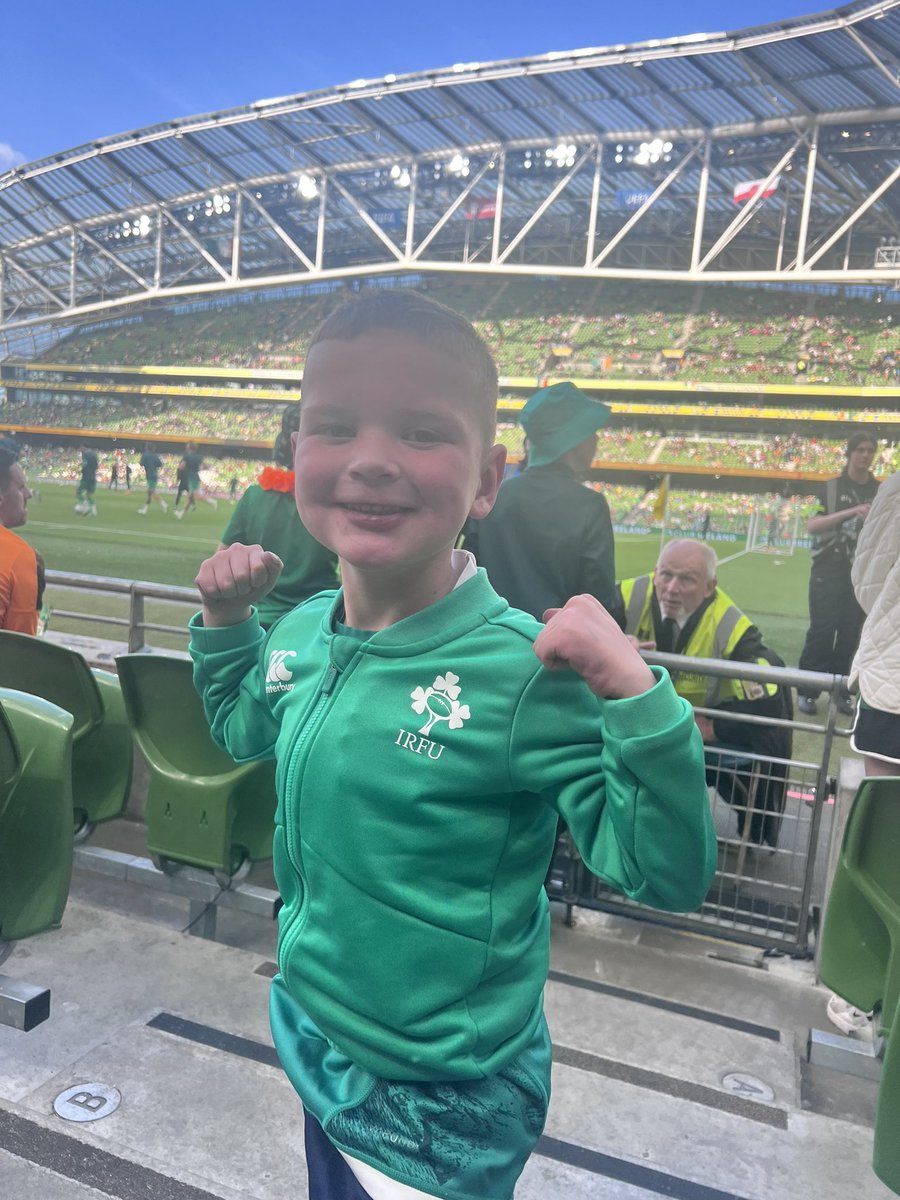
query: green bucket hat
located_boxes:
[520,382,610,468]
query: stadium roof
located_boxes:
[1,0,899,334]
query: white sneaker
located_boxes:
[827,994,873,1035]
[160,500,168,513]
[175,509,185,519]
[137,506,148,515]
[88,506,97,517]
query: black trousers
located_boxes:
[304,1109,373,1199]
[798,561,865,697]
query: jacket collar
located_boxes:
[318,568,509,659]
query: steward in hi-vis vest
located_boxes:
[619,572,776,710]
[616,539,792,849]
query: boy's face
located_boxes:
[294,331,505,581]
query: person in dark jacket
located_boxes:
[463,381,617,621]
[218,405,338,629]
[797,432,880,716]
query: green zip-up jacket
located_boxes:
[190,568,715,1085]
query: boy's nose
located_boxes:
[346,434,401,480]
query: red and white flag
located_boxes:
[732,175,781,205]
[464,198,496,220]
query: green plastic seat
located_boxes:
[0,631,133,834]
[0,688,74,942]
[115,653,276,876]
[819,775,900,1196]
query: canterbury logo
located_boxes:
[266,649,297,692]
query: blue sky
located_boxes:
[2,0,827,168]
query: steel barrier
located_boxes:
[45,570,850,953]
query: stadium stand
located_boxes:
[32,280,900,386]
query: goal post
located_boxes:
[746,502,800,556]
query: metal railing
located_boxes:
[45,569,199,653]
[548,651,852,955]
[45,570,849,953]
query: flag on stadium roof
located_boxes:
[732,176,781,205]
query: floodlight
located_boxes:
[448,153,470,177]
[545,142,577,168]
[297,173,319,200]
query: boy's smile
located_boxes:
[294,331,504,621]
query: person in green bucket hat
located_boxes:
[464,381,618,622]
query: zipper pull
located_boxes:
[322,664,339,695]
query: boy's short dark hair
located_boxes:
[307,289,498,447]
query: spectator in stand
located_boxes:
[463,382,617,621]
[826,467,900,1037]
[0,446,44,635]
[138,445,167,514]
[848,468,900,775]
[75,444,99,517]
[797,433,880,716]
[219,406,338,629]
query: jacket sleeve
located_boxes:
[189,612,279,762]
[578,493,618,614]
[851,476,900,613]
[509,665,716,912]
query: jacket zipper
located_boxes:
[277,662,340,976]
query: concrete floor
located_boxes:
[0,816,894,1200]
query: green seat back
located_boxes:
[819,775,900,1197]
[0,630,101,741]
[820,776,900,1031]
[0,689,74,941]
[115,654,276,874]
[0,631,132,830]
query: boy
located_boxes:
[190,291,716,1200]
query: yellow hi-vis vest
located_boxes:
[619,574,777,709]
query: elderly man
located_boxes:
[463,381,617,620]
[617,539,791,848]
[0,447,43,635]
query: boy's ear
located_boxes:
[468,444,507,521]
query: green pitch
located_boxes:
[22,482,813,667]
[24,482,226,587]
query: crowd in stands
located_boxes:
[597,483,817,536]
[42,279,900,388]
[3,396,284,442]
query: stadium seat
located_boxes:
[115,654,276,877]
[0,688,74,943]
[0,631,133,836]
[819,775,900,1195]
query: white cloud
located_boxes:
[0,142,26,171]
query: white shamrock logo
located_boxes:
[410,671,470,736]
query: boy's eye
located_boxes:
[405,428,446,445]
[314,423,355,439]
